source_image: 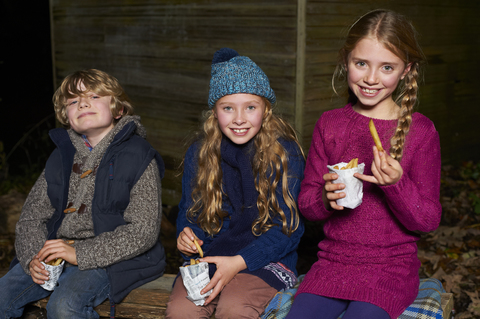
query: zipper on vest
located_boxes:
[109,156,115,180]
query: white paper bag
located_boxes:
[179,261,213,306]
[40,260,65,291]
[327,162,365,209]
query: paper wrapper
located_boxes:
[40,260,65,291]
[327,162,365,209]
[179,261,212,306]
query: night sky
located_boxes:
[1,1,55,175]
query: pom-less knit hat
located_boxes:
[208,48,276,108]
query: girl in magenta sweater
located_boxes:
[286,9,441,319]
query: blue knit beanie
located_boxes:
[208,48,276,108]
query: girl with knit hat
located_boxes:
[286,10,441,319]
[165,48,305,318]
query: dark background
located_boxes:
[1,0,55,176]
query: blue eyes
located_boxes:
[222,106,256,111]
[355,61,394,71]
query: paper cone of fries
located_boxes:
[328,158,365,209]
[180,259,212,306]
[40,259,65,291]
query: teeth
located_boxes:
[233,129,248,133]
[362,88,378,94]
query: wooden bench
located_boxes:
[30,273,177,319]
[0,269,454,319]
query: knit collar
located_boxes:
[68,115,144,157]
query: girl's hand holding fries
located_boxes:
[323,173,346,210]
[356,119,403,185]
[199,255,247,305]
[354,146,403,186]
[178,227,204,256]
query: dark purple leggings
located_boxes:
[285,293,390,319]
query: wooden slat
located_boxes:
[441,293,453,319]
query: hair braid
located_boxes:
[390,63,420,161]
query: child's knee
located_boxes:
[46,291,86,318]
[215,302,262,319]
[46,294,74,317]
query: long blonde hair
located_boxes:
[187,99,304,237]
[333,9,426,161]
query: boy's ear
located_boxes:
[114,108,124,119]
[401,63,413,80]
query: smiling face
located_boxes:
[66,82,120,146]
[347,37,411,115]
[214,93,265,145]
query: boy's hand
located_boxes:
[322,172,345,210]
[29,256,49,284]
[354,146,403,185]
[177,227,203,256]
[37,239,77,266]
[199,255,247,305]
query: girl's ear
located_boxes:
[401,63,413,80]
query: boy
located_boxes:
[0,69,166,319]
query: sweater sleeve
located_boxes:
[75,158,162,270]
[14,170,56,274]
[237,141,305,271]
[298,117,336,221]
[381,128,442,232]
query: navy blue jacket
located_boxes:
[44,122,166,303]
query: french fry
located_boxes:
[339,158,359,170]
[193,238,204,258]
[53,258,63,266]
[46,258,63,266]
[190,259,196,265]
[368,119,384,152]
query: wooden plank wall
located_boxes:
[50,0,298,204]
[302,0,480,164]
[50,0,480,203]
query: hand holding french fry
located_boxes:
[354,119,403,185]
[37,239,77,266]
[354,146,403,185]
[177,227,204,256]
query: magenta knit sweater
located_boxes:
[296,104,442,318]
